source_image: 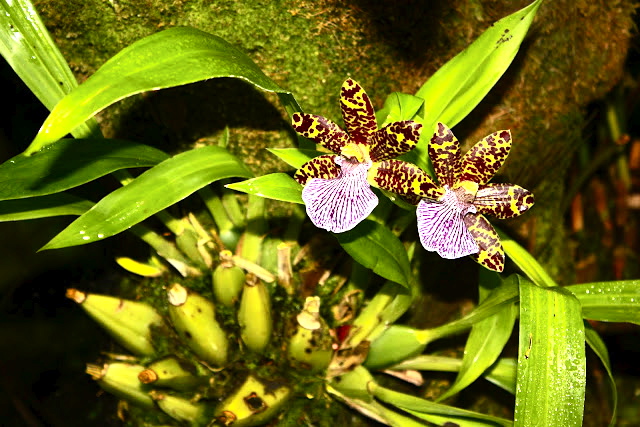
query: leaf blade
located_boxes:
[0,193,93,221]
[413,0,542,164]
[27,27,292,153]
[226,173,303,204]
[41,146,252,249]
[565,280,640,325]
[515,278,586,427]
[334,219,411,288]
[0,0,100,138]
[0,139,169,201]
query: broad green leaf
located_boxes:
[376,92,425,126]
[515,279,585,427]
[497,227,557,288]
[566,280,640,325]
[0,139,169,201]
[438,275,518,401]
[413,0,542,164]
[0,193,93,221]
[369,382,512,427]
[41,146,252,250]
[334,219,411,288]
[391,355,517,395]
[226,173,303,204]
[27,27,293,154]
[0,0,99,138]
[584,323,617,426]
[267,148,324,170]
[366,278,519,369]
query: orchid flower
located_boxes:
[411,123,535,272]
[292,78,424,233]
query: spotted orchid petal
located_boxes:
[463,213,505,272]
[416,190,479,259]
[371,159,444,200]
[301,157,378,233]
[294,154,341,186]
[368,121,422,162]
[474,183,535,219]
[459,129,512,185]
[429,122,461,187]
[292,113,350,154]
[340,78,378,144]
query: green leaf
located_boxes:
[334,219,411,288]
[438,275,518,401]
[0,139,169,201]
[27,26,293,154]
[566,280,640,325]
[0,0,99,138]
[584,324,617,426]
[267,148,324,170]
[497,226,557,288]
[376,92,425,126]
[413,0,542,164]
[515,278,586,427]
[366,278,519,369]
[369,382,513,427]
[226,173,303,204]
[41,146,252,250]
[0,193,93,221]
[390,355,517,395]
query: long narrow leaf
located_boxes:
[369,382,512,427]
[390,355,517,395]
[413,0,542,161]
[566,280,640,325]
[0,139,169,200]
[0,0,99,138]
[515,279,586,426]
[226,173,303,204]
[41,146,252,249]
[267,148,324,170]
[27,27,293,154]
[438,293,517,400]
[0,193,93,221]
[438,273,517,400]
[366,278,519,369]
[497,227,557,288]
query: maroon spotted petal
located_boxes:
[429,123,461,188]
[368,121,422,162]
[474,183,535,219]
[340,78,378,144]
[292,113,350,154]
[294,154,341,186]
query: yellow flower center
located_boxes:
[340,143,371,164]
[452,180,479,204]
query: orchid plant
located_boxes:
[1,0,637,426]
